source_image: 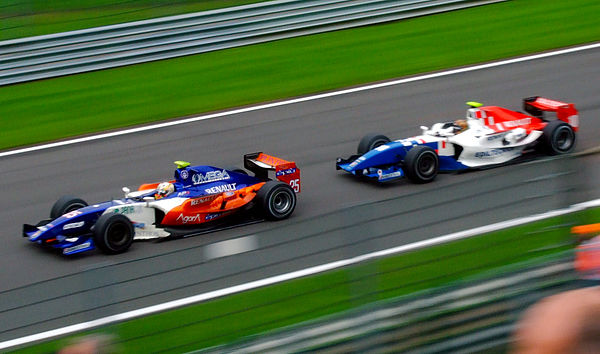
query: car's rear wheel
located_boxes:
[357,133,391,155]
[404,146,439,184]
[256,181,296,220]
[93,213,134,254]
[50,196,88,219]
[542,121,575,155]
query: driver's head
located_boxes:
[155,182,174,199]
[454,119,468,133]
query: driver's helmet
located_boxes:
[155,182,175,199]
[454,119,468,133]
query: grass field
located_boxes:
[2,0,599,150]
[0,0,267,40]
[13,206,598,353]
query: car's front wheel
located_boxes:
[93,213,134,254]
[357,133,391,155]
[50,196,88,219]
[404,145,439,184]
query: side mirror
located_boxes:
[122,187,131,197]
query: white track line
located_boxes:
[1,42,599,158]
[1,198,599,350]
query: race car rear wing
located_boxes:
[523,96,579,131]
[244,152,301,193]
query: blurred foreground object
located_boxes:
[572,223,600,282]
[58,334,114,354]
[512,287,600,354]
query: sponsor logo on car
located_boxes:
[487,133,507,141]
[474,147,514,158]
[502,118,531,128]
[349,156,366,168]
[113,206,135,214]
[63,210,82,218]
[64,241,92,254]
[190,195,218,206]
[276,167,297,176]
[176,213,202,224]
[375,145,390,151]
[192,170,230,185]
[377,170,403,180]
[205,213,222,221]
[180,169,189,180]
[204,183,237,194]
[63,221,85,230]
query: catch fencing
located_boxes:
[203,256,578,353]
[0,0,508,85]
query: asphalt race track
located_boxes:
[1,46,599,342]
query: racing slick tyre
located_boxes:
[404,146,439,184]
[50,196,88,219]
[542,121,576,155]
[93,213,134,254]
[256,181,296,220]
[357,133,391,155]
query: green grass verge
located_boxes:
[1,0,268,40]
[13,207,599,353]
[2,0,599,151]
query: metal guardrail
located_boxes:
[0,0,507,86]
[203,257,578,353]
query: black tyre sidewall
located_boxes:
[257,182,296,220]
[357,133,391,155]
[93,213,134,254]
[543,121,575,155]
[404,146,439,183]
[50,196,88,219]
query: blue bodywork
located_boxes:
[23,164,265,255]
[336,139,467,182]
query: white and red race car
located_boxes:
[337,96,579,183]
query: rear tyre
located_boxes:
[542,121,575,155]
[50,196,88,219]
[357,133,391,155]
[256,181,296,220]
[404,146,439,184]
[93,213,134,254]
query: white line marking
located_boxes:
[1,42,599,158]
[1,198,599,350]
[204,235,257,260]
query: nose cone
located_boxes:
[345,142,407,171]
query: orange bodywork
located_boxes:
[138,180,175,191]
[160,183,265,225]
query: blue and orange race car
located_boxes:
[23,152,300,255]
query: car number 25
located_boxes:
[289,179,300,193]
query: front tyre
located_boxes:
[50,196,88,219]
[256,181,296,220]
[357,133,391,155]
[404,146,439,184]
[93,213,134,254]
[542,121,575,155]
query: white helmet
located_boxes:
[156,182,175,198]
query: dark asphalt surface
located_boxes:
[1,46,599,342]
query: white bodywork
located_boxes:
[401,116,543,168]
[103,197,189,240]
